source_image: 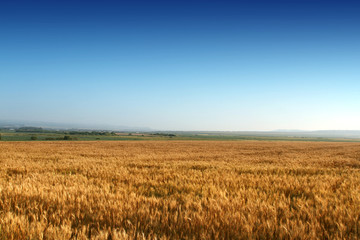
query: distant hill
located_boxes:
[267,130,360,138]
[1,120,359,139]
[0,120,152,132]
[155,130,360,139]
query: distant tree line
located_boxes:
[28,135,79,141]
[150,133,176,137]
[14,127,117,136]
[65,131,116,136]
[45,136,78,141]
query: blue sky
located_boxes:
[1,0,359,130]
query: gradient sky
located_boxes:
[1,0,359,131]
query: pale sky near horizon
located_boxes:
[1,0,359,131]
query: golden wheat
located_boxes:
[0,141,359,239]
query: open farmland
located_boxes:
[0,141,359,239]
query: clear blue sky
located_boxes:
[1,0,359,131]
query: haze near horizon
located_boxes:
[1,0,359,131]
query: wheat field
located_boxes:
[0,141,359,239]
